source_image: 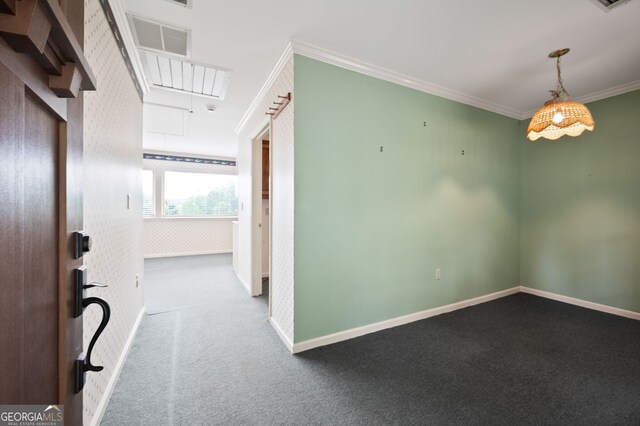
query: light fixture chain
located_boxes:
[556,56,570,98]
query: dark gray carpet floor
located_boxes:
[101,254,640,425]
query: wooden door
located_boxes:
[262,140,270,199]
[0,62,62,404]
[0,1,95,424]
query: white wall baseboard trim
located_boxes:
[90,307,145,426]
[292,287,520,354]
[236,273,252,297]
[519,286,640,321]
[270,316,294,354]
[144,250,231,259]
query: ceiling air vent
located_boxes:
[140,51,232,100]
[128,15,190,57]
[595,0,633,10]
[128,14,230,100]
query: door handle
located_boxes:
[82,295,111,372]
[74,279,111,393]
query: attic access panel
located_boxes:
[128,14,232,100]
[140,51,233,100]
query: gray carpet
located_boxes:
[101,254,640,425]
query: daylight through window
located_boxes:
[142,170,154,217]
[163,171,238,217]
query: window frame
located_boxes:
[159,170,239,219]
[142,169,156,217]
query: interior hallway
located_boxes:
[101,255,640,425]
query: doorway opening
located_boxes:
[251,126,271,305]
[252,125,272,313]
[261,136,270,293]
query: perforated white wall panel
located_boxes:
[143,218,233,257]
[83,1,144,424]
[271,92,295,342]
[237,57,294,343]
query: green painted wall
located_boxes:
[520,89,640,312]
[293,55,521,342]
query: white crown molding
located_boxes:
[292,287,520,354]
[521,79,640,119]
[234,42,294,134]
[290,40,524,120]
[107,0,150,95]
[519,286,640,321]
[577,79,640,105]
[241,40,640,127]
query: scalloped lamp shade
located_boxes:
[527,98,595,141]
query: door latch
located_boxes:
[72,230,92,259]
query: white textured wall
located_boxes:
[144,218,233,257]
[237,56,294,343]
[83,1,144,424]
[237,135,254,293]
[270,92,295,342]
[142,156,236,257]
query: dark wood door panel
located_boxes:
[262,140,270,199]
[0,62,60,405]
[23,94,59,404]
[0,58,26,405]
[0,1,90,422]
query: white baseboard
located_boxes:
[144,250,231,259]
[90,307,145,426]
[292,286,520,354]
[270,316,294,354]
[519,286,640,321]
[236,272,252,297]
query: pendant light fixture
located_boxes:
[527,48,595,141]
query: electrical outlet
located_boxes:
[435,268,442,280]
[135,274,139,287]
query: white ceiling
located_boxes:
[123,0,640,158]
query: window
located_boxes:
[163,171,238,217]
[142,170,154,217]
